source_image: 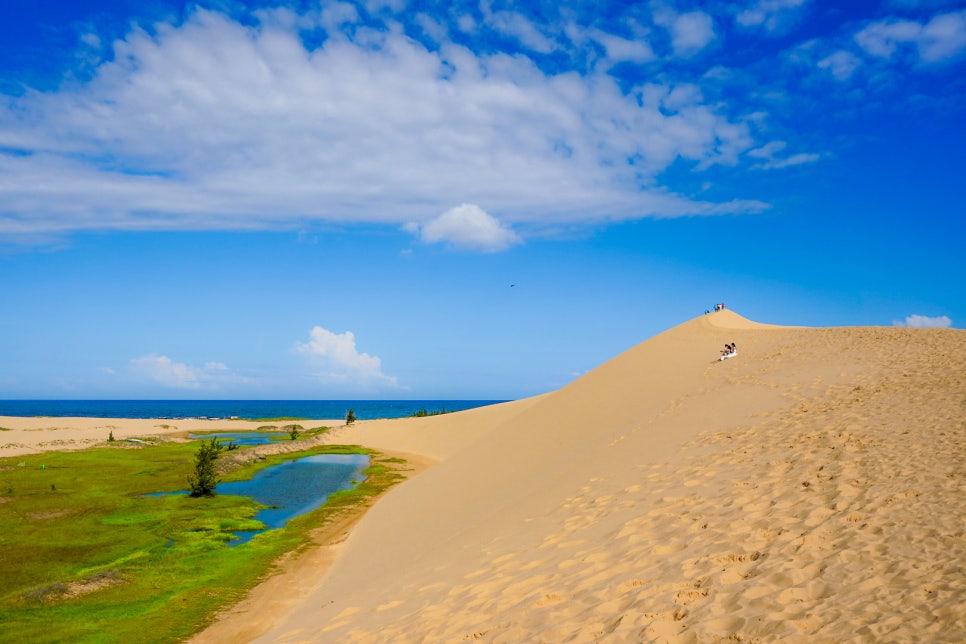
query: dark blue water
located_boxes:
[0,400,504,420]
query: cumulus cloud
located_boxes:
[0,4,768,242]
[653,6,717,56]
[414,204,521,252]
[295,326,398,387]
[128,354,238,389]
[893,314,953,328]
[855,10,966,64]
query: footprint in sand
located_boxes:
[534,592,565,607]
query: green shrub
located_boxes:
[187,438,224,497]
[409,408,448,417]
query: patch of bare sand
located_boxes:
[232,311,964,643]
[0,417,343,458]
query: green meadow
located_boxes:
[0,439,407,643]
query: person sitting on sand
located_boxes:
[722,344,732,357]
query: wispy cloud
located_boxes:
[484,9,557,54]
[817,50,863,80]
[735,0,811,34]
[855,10,966,64]
[893,314,953,328]
[0,4,768,244]
[295,326,399,388]
[128,354,243,389]
[747,140,820,169]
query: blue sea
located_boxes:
[0,400,505,421]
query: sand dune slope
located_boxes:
[243,311,964,642]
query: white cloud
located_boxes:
[485,10,556,54]
[748,140,820,169]
[672,12,717,54]
[735,0,810,34]
[0,5,768,243]
[366,0,408,14]
[654,6,717,56]
[893,314,953,328]
[818,50,863,80]
[128,354,238,389]
[588,29,656,64]
[919,10,966,62]
[320,2,361,33]
[415,203,521,252]
[855,10,966,64]
[856,21,919,58]
[414,13,448,43]
[295,326,398,387]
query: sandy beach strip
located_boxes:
[0,416,346,458]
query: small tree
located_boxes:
[188,438,224,497]
[107,430,115,442]
[346,409,356,425]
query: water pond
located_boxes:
[187,431,286,446]
[223,453,369,544]
[153,453,370,545]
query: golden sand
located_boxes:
[5,311,964,642]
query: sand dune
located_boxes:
[7,310,964,642]
[220,310,964,643]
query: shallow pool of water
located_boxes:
[187,431,286,446]
[150,453,370,545]
[223,453,369,544]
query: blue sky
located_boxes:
[1,0,963,400]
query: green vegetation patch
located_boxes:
[0,440,408,643]
[409,408,450,417]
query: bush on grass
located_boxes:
[187,438,224,497]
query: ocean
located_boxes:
[0,400,505,421]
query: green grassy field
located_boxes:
[0,439,407,643]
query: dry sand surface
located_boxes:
[215,310,963,643]
[0,417,345,457]
[7,310,965,642]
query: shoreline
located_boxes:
[0,417,345,458]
